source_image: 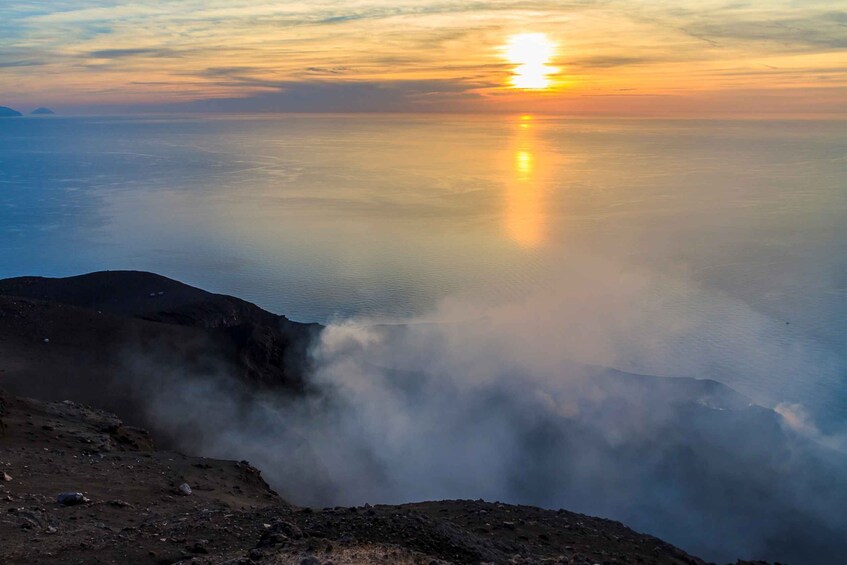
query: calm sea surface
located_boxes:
[1,115,844,425]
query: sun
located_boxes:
[503,33,557,90]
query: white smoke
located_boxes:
[126,255,847,564]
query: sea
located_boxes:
[1,114,844,429]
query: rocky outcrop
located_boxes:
[0,388,743,564]
[0,272,321,444]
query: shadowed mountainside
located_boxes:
[0,271,319,438]
[0,271,837,564]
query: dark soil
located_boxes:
[0,272,781,564]
[0,389,730,565]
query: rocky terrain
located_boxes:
[0,271,803,564]
[1,388,771,565]
[0,271,319,442]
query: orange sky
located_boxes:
[1,1,845,115]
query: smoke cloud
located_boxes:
[123,255,847,564]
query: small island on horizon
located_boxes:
[0,106,56,117]
[0,106,22,117]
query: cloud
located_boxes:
[166,79,486,113]
[776,402,847,452]
[679,12,847,51]
[0,60,46,68]
[1,1,845,113]
[569,55,659,69]
[87,48,182,58]
[306,66,353,75]
[121,254,847,565]
[319,15,365,25]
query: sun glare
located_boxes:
[504,33,557,90]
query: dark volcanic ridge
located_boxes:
[0,271,833,564]
[0,271,319,433]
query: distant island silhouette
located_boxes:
[0,106,22,117]
[31,107,55,115]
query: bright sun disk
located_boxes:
[504,33,557,90]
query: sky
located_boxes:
[0,1,845,115]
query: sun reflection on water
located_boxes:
[515,150,533,176]
[505,115,546,248]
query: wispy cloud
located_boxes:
[87,48,184,59]
[0,1,843,114]
[172,79,485,113]
[0,60,46,68]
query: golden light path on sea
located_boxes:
[505,115,546,247]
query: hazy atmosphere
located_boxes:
[2,1,846,115]
[1,2,845,565]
